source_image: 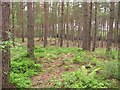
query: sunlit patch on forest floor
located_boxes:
[10,38,119,88]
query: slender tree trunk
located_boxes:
[88,2,92,51]
[27,2,35,59]
[106,2,114,51]
[12,2,15,46]
[101,6,106,48]
[114,20,118,50]
[102,20,105,48]
[33,2,35,37]
[0,2,2,89]
[20,2,24,42]
[82,2,88,50]
[78,22,81,48]
[66,2,69,47]
[60,2,64,47]
[43,2,48,47]
[73,21,75,46]
[2,2,11,88]
[106,21,109,47]
[41,24,44,41]
[115,2,120,50]
[118,1,120,59]
[92,2,98,51]
[57,2,60,45]
[55,2,58,45]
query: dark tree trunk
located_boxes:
[101,6,106,48]
[115,2,120,50]
[118,2,120,52]
[92,2,98,51]
[60,2,64,47]
[66,2,69,47]
[78,22,81,48]
[106,21,109,46]
[43,2,48,47]
[106,2,114,51]
[12,2,15,46]
[20,2,24,42]
[88,2,92,51]
[114,19,118,50]
[57,2,60,45]
[101,20,105,48]
[82,2,88,50]
[2,2,11,88]
[0,2,2,89]
[27,2,35,58]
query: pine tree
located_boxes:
[27,2,35,58]
[82,2,88,50]
[92,2,98,51]
[106,2,115,51]
[43,2,49,47]
[2,2,11,88]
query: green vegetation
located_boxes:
[10,46,42,88]
[51,67,110,88]
[51,66,118,88]
[10,44,119,88]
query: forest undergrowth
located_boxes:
[9,39,119,88]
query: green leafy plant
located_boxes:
[10,46,42,88]
[100,61,120,80]
[51,66,112,88]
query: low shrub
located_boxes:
[100,61,120,80]
[51,66,112,88]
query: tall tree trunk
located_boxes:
[114,19,118,50]
[101,20,105,48]
[33,2,35,36]
[106,2,114,51]
[106,21,109,47]
[57,2,60,45]
[27,2,35,59]
[12,2,15,46]
[0,2,2,89]
[118,1,120,63]
[20,2,24,42]
[60,2,64,47]
[77,21,81,48]
[82,2,88,50]
[115,2,120,50]
[66,2,69,47]
[101,4,106,48]
[92,2,98,51]
[2,2,10,88]
[88,2,92,51]
[54,2,58,45]
[43,2,48,47]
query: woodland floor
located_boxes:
[31,53,78,88]
[10,38,119,88]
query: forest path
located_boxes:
[31,53,79,88]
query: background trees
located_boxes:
[1,1,119,88]
[3,1,118,51]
